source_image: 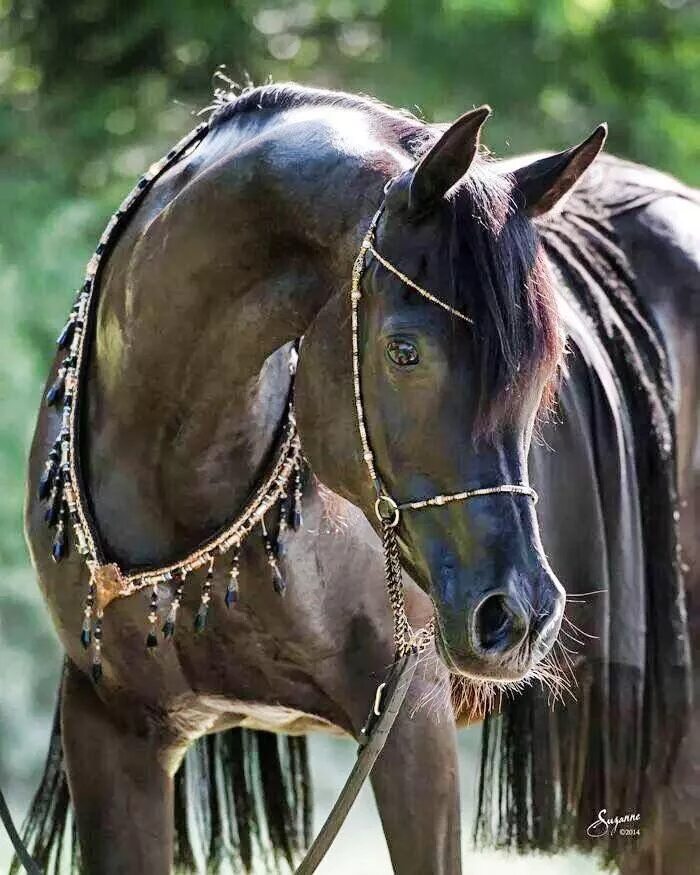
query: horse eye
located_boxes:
[386,339,420,367]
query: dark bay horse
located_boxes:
[17,83,696,874]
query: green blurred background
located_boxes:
[0,0,697,871]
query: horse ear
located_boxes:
[408,105,492,212]
[512,124,608,217]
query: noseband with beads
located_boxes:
[38,123,536,680]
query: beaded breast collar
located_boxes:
[39,123,538,680]
[39,121,305,680]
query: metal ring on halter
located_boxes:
[374,494,400,528]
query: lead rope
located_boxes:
[0,787,41,875]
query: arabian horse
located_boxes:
[15,83,696,874]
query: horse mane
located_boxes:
[475,180,691,860]
[209,79,431,154]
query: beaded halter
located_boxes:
[39,123,537,678]
[350,204,538,657]
[39,121,304,680]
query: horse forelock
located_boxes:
[447,159,564,437]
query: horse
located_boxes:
[14,82,696,875]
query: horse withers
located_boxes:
[17,83,696,874]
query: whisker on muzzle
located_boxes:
[408,635,576,725]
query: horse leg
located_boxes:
[61,662,178,874]
[369,675,462,875]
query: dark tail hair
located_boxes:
[173,726,312,872]
[474,188,691,862]
[8,693,75,875]
[11,687,312,874]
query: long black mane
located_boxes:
[476,171,691,859]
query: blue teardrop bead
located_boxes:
[38,465,55,500]
[57,320,75,350]
[51,530,67,562]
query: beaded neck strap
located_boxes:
[39,122,305,680]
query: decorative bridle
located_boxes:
[350,202,538,658]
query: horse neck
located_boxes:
[85,118,403,565]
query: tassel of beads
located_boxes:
[194,557,214,632]
[146,585,159,648]
[262,519,286,595]
[48,413,72,561]
[57,314,76,350]
[292,462,303,531]
[225,544,240,608]
[38,442,60,501]
[56,302,83,350]
[276,491,289,559]
[163,571,186,639]
[92,611,103,682]
[45,367,65,407]
[51,500,69,562]
[80,583,95,650]
[44,470,64,528]
[42,353,75,559]
[45,355,74,407]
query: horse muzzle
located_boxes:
[432,564,565,681]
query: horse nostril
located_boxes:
[473,593,527,655]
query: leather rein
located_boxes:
[6,129,538,874]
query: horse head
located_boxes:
[297,107,606,683]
